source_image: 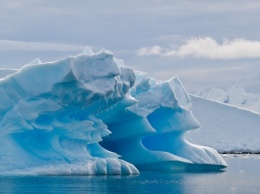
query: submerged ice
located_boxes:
[0,48,226,175]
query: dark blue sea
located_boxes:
[0,155,259,193]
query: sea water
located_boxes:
[0,155,259,194]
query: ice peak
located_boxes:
[82,46,94,55]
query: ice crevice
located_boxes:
[0,48,227,175]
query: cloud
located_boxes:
[137,46,168,56]
[137,37,260,59]
[0,40,84,52]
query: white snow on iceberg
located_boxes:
[0,49,226,175]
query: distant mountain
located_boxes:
[195,85,260,113]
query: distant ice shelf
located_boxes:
[0,48,226,175]
[187,95,260,154]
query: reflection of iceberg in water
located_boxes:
[0,48,226,175]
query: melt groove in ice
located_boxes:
[0,48,226,175]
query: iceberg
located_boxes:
[0,48,226,175]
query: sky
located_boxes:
[0,0,260,93]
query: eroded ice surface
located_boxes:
[0,49,226,175]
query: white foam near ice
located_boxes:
[0,48,226,175]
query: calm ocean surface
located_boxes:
[0,155,259,194]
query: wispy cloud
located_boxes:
[0,40,84,52]
[137,37,260,59]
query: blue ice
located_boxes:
[0,48,226,175]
